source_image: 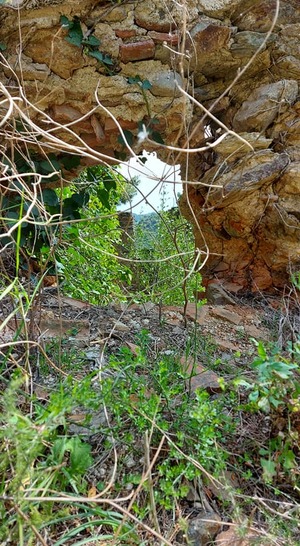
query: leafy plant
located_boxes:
[237,340,299,413]
[116,76,164,157]
[132,207,202,304]
[100,332,232,510]
[236,339,300,486]
[57,165,132,304]
[60,15,115,71]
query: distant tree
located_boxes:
[117,174,141,205]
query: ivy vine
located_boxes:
[60,16,116,73]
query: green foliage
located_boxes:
[0,150,81,265]
[57,165,132,304]
[237,340,300,413]
[116,76,164,157]
[291,270,300,290]
[0,374,95,544]
[132,208,202,304]
[60,15,115,71]
[101,332,231,509]
[1,153,133,303]
[236,339,300,487]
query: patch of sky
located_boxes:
[117,151,181,215]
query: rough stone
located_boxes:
[182,355,222,394]
[233,80,298,133]
[210,307,242,325]
[205,284,236,305]
[149,71,183,98]
[40,311,90,341]
[215,528,260,545]
[187,511,222,546]
[120,39,155,63]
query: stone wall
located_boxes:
[1,0,300,292]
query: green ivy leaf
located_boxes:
[141,79,152,90]
[60,15,70,28]
[151,131,165,144]
[97,188,110,210]
[82,35,101,47]
[127,75,142,85]
[103,177,117,192]
[60,154,81,171]
[38,159,60,174]
[88,50,103,61]
[88,50,114,65]
[70,191,89,208]
[117,129,134,147]
[66,33,83,48]
[42,189,59,207]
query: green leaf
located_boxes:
[88,50,114,65]
[282,450,296,470]
[42,189,59,207]
[141,79,152,90]
[0,42,7,51]
[60,154,81,171]
[151,131,165,144]
[117,129,134,147]
[88,50,103,61]
[68,437,93,476]
[97,188,110,210]
[127,75,141,85]
[82,35,101,47]
[103,177,117,192]
[38,159,60,174]
[257,341,267,359]
[66,33,83,47]
[70,191,88,208]
[5,211,19,224]
[102,54,114,66]
[260,458,276,483]
[60,15,70,28]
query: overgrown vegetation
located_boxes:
[1,152,300,543]
[1,4,300,541]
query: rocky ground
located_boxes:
[1,288,299,545]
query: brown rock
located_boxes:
[213,338,239,352]
[184,304,208,325]
[24,28,85,79]
[40,311,90,341]
[187,511,222,546]
[233,80,298,132]
[181,356,222,394]
[148,31,179,45]
[215,528,260,545]
[115,29,136,39]
[210,307,242,325]
[190,19,231,55]
[120,39,155,63]
[206,284,236,305]
[135,1,176,32]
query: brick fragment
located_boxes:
[115,29,136,39]
[148,31,179,45]
[120,39,155,63]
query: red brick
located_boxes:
[104,118,137,132]
[135,17,175,33]
[148,31,179,45]
[115,29,136,39]
[120,39,155,63]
